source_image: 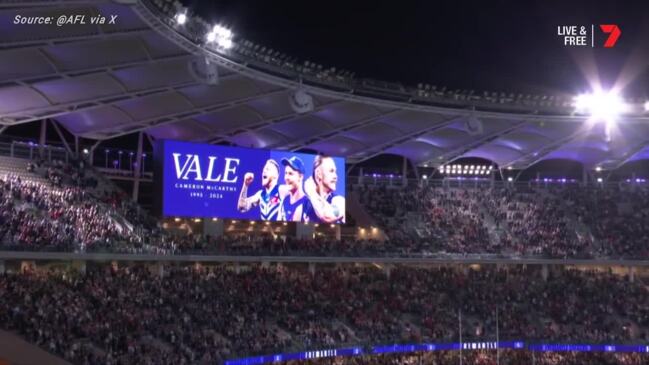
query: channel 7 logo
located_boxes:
[600,24,621,48]
[557,24,621,48]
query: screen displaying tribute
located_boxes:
[155,140,346,223]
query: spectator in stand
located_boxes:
[1,264,649,365]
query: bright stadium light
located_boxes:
[206,31,216,43]
[507,177,513,182]
[597,177,603,183]
[574,91,628,121]
[218,38,233,49]
[206,24,234,49]
[595,166,602,172]
[212,25,232,38]
[175,12,187,25]
[645,101,649,111]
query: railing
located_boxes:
[1,250,649,266]
[0,141,68,163]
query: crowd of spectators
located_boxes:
[480,187,592,257]
[567,187,649,258]
[295,350,647,365]
[1,264,649,364]
[357,184,649,259]
[3,155,649,260]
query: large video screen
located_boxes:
[156,140,346,223]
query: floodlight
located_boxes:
[574,91,627,121]
[507,177,513,182]
[206,31,216,43]
[175,12,187,25]
[645,101,649,111]
[217,38,233,49]
[212,25,232,38]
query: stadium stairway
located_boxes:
[539,188,596,254]
[473,189,505,248]
[0,330,71,365]
[347,190,388,241]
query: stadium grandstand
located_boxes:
[1,0,649,364]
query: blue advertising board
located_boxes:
[155,140,346,223]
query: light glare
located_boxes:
[575,91,627,121]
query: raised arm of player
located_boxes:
[303,177,345,223]
[237,172,261,212]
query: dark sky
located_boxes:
[180,0,649,98]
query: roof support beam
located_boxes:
[0,28,153,51]
[432,121,528,167]
[265,109,403,151]
[2,79,201,124]
[608,141,649,170]
[349,115,463,163]
[205,100,343,145]
[6,54,192,88]
[504,126,591,169]
[49,119,74,156]
[92,88,289,140]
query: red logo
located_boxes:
[600,24,621,48]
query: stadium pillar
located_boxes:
[582,165,587,186]
[628,267,636,283]
[541,265,548,281]
[39,120,47,158]
[308,262,316,276]
[358,167,363,185]
[334,225,341,240]
[296,223,315,239]
[0,260,4,274]
[132,132,144,202]
[402,157,408,186]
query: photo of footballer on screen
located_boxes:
[237,159,282,221]
[279,156,306,222]
[302,155,345,224]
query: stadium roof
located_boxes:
[2,0,649,170]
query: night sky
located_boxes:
[180,0,649,98]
